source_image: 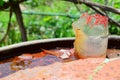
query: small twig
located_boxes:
[0,7,12,43]
[103,0,108,16]
[66,0,120,15]
[12,3,27,41]
[74,3,81,14]
[67,0,120,28]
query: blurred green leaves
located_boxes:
[109,24,120,35]
[1,0,120,47]
[0,0,4,6]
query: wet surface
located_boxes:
[107,49,120,58]
[0,48,120,78]
[0,48,75,78]
[0,55,62,78]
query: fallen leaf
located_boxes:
[42,49,60,57]
[32,52,46,59]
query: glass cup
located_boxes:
[72,13,108,59]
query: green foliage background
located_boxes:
[0,0,120,47]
